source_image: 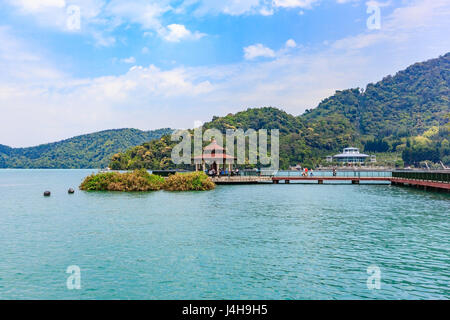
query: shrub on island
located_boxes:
[163,172,216,191]
[79,170,215,192]
[80,169,165,191]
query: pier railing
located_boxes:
[241,170,393,178]
[392,171,450,183]
[152,169,449,184]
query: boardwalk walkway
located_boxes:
[210,170,450,192]
[212,176,272,184]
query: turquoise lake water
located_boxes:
[0,169,448,299]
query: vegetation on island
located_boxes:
[109,54,449,170]
[0,128,172,169]
[163,171,216,191]
[80,169,165,191]
[79,169,215,192]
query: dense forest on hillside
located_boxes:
[109,107,369,170]
[304,52,449,144]
[402,119,450,166]
[0,128,172,168]
[109,108,305,170]
[110,53,449,170]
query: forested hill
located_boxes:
[109,53,449,170]
[301,52,449,166]
[303,52,449,138]
[0,128,172,169]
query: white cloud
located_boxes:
[12,0,66,12]
[333,0,450,50]
[336,0,360,3]
[6,0,112,45]
[7,0,105,24]
[6,0,208,45]
[244,44,276,60]
[121,56,136,64]
[186,0,324,16]
[92,31,116,47]
[190,0,261,16]
[4,0,351,48]
[222,0,261,15]
[273,0,319,9]
[286,39,297,48]
[0,26,64,83]
[259,6,274,16]
[186,0,339,16]
[385,0,449,30]
[6,0,68,30]
[105,0,170,31]
[162,24,206,42]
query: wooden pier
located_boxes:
[211,170,450,192]
[390,178,450,191]
[151,169,449,192]
[212,175,391,185]
[272,176,391,184]
[390,170,450,192]
[212,176,272,184]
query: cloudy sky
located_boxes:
[0,0,449,147]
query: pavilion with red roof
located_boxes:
[194,139,236,174]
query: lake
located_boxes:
[0,169,448,299]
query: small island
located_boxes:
[80,169,215,192]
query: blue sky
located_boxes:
[0,0,449,146]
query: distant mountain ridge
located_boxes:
[2,53,449,169]
[0,128,172,168]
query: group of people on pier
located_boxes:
[301,168,314,177]
[206,168,240,177]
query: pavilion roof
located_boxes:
[193,153,236,160]
[203,139,225,151]
[194,139,235,160]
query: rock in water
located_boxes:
[44,191,51,197]
[68,188,75,194]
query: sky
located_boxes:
[0,0,449,147]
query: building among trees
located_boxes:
[328,147,370,164]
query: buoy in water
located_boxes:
[44,191,51,197]
[68,188,75,194]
